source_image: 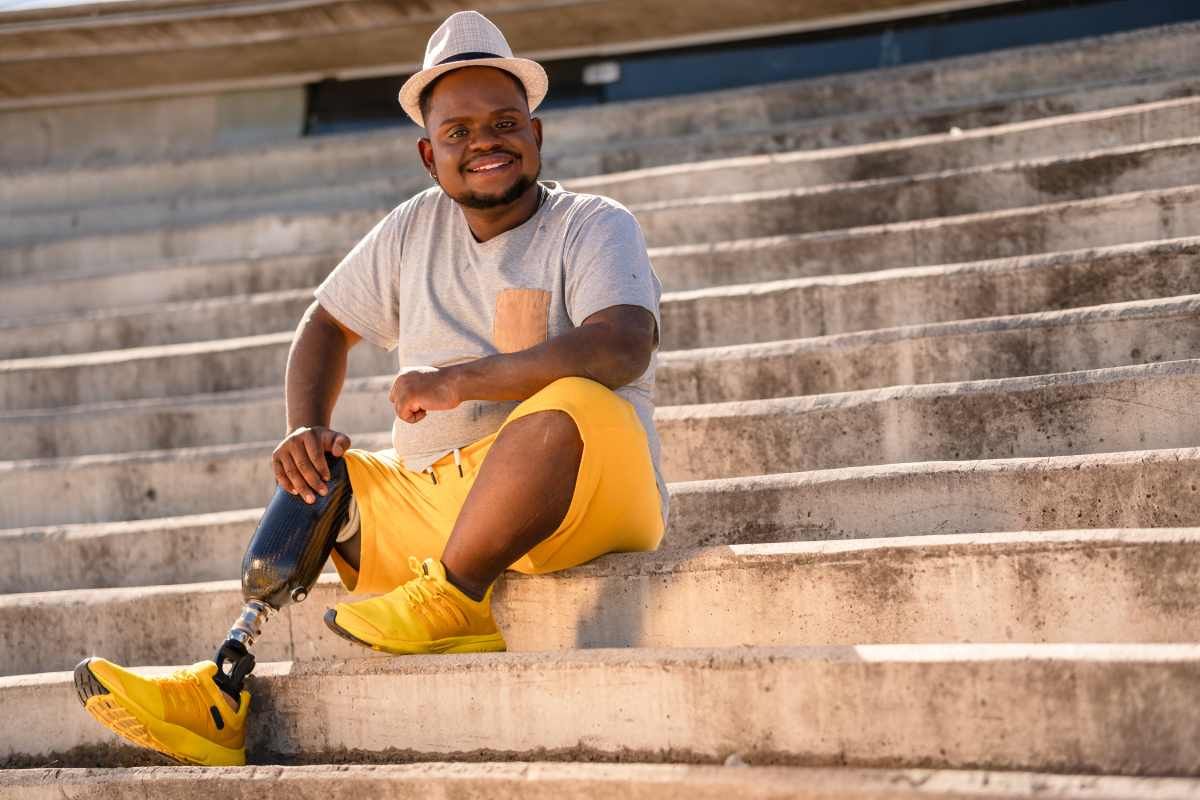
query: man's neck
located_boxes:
[461,183,542,243]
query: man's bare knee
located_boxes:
[502,409,582,458]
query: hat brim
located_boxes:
[398,57,548,129]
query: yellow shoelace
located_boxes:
[397,556,467,628]
[398,556,442,606]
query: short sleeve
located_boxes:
[313,201,409,350]
[564,203,663,340]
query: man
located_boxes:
[73,10,667,766]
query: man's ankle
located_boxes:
[442,562,488,602]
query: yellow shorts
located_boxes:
[331,377,665,594]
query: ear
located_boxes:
[531,117,543,151]
[417,137,436,177]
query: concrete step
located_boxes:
[636,138,1200,247]
[653,183,1200,290]
[572,95,1200,206]
[3,530,1197,678]
[3,291,1196,414]
[4,644,1198,773]
[7,764,1199,800]
[10,93,1200,246]
[4,355,1199,526]
[8,137,1200,282]
[6,21,1200,220]
[0,249,340,322]
[4,323,1198,466]
[6,235,1198,361]
[5,446,1197,592]
[7,176,1200,327]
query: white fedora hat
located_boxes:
[398,10,549,128]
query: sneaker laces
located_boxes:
[397,557,467,627]
[398,556,443,606]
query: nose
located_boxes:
[466,126,503,150]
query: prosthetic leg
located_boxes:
[212,454,355,698]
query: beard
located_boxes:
[449,160,542,210]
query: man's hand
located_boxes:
[272,425,352,504]
[389,367,462,423]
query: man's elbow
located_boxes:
[602,326,654,388]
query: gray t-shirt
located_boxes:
[315,181,668,523]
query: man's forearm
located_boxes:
[284,303,355,431]
[448,309,653,403]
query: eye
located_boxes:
[495,119,516,129]
[447,127,467,139]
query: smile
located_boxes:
[465,155,516,173]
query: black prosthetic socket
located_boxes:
[212,455,354,697]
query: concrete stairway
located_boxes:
[3,20,1200,798]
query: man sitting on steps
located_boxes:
[74,9,668,766]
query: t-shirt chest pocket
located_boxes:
[493,287,552,353]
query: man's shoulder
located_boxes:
[389,184,446,222]
[545,184,639,232]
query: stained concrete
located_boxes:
[6,764,1198,800]
[9,95,1200,245]
[5,234,1200,361]
[2,530,1198,677]
[4,646,1200,774]
[6,445,1200,592]
[9,136,1200,275]
[3,293,1196,413]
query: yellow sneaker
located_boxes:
[324,556,506,655]
[74,657,248,766]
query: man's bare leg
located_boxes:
[440,410,583,599]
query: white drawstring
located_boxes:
[425,448,465,484]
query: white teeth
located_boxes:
[469,159,511,172]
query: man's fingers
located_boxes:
[278,453,316,504]
[305,432,332,483]
[291,446,327,499]
[331,432,352,457]
[272,456,294,494]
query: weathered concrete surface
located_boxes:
[3,530,1198,676]
[7,446,1200,592]
[0,509,261,593]
[4,646,1200,773]
[3,292,1195,413]
[3,327,1197,466]
[571,96,1200,206]
[3,393,1199,524]
[633,138,1200,248]
[9,136,1200,275]
[650,183,1200,289]
[657,360,1200,481]
[6,80,1200,241]
[8,235,1200,360]
[0,250,340,323]
[659,238,1200,352]
[0,86,307,172]
[7,764,1199,800]
[9,354,1200,520]
[6,355,1200,514]
[11,95,1200,245]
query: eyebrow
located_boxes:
[438,107,525,128]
